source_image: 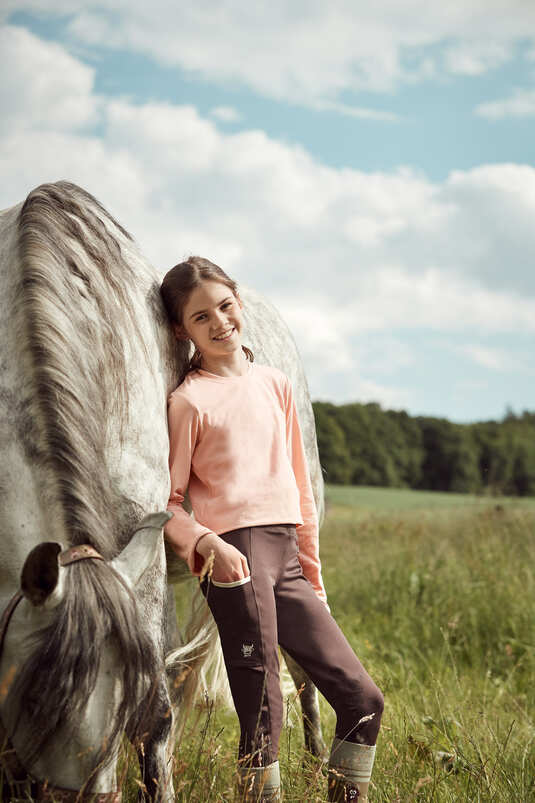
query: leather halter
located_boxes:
[59,543,105,566]
[0,544,122,802]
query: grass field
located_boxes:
[123,486,535,801]
[325,483,535,513]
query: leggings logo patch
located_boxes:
[241,643,254,658]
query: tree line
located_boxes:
[312,401,535,495]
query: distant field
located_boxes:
[325,483,535,513]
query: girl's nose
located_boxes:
[212,309,226,326]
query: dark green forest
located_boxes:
[312,402,535,496]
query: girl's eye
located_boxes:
[221,301,232,310]
[195,314,206,322]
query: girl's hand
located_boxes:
[196,533,250,584]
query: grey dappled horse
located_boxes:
[0,181,324,801]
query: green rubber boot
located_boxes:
[236,760,281,802]
[327,739,376,802]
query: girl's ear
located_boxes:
[236,293,244,310]
[173,323,189,341]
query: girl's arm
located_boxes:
[165,393,211,574]
[165,393,249,582]
[284,379,328,606]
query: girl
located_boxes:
[160,256,383,802]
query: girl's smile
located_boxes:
[212,327,235,341]
[176,279,245,374]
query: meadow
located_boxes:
[128,486,535,801]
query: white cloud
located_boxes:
[316,268,535,336]
[271,299,355,374]
[458,344,526,372]
[475,88,535,118]
[345,379,412,410]
[444,39,511,76]
[377,163,535,297]
[314,375,413,409]
[105,101,221,173]
[65,9,123,47]
[272,298,414,407]
[310,100,399,122]
[7,1,535,110]
[210,106,242,123]
[0,25,99,135]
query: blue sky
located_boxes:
[2,2,535,422]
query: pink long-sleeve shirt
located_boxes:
[165,361,327,603]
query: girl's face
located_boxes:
[177,280,244,361]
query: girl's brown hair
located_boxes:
[160,255,253,376]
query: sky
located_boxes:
[1,1,535,423]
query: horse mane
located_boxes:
[17,180,143,551]
[9,181,158,770]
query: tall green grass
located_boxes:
[320,492,535,802]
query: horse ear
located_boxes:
[21,542,63,607]
[111,511,172,588]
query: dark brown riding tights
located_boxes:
[201,524,383,766]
